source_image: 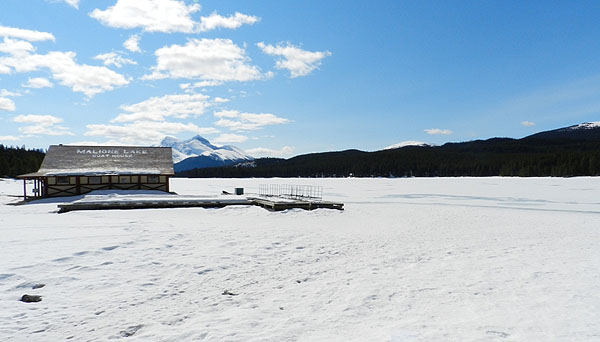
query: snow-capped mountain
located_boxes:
[160,135,253,172]
[568,121,600,130]
[524,121,600,141]
[383,141,429,150]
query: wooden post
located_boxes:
[23,179,27,201]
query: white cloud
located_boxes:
[39,52,129,97]
[112,93,212,122]
[213,133,248,144]
[13,114,73,136]
[143,38,263,82]
[196,80,225,87]
[384,141,428,150]
[424,128,453,135]
[0,37,35,57]
[179,80,224,93]
[0,89,19,111]
[257,42,331,78]
[0,33,129,97]
[214,109,239,118]
[22,77,54,88]
[245,146,295,158]
[13,114,63,125]
[213,97,229,104]
[1,44,129,97]
[90,0,201,33]
[84,120,218,145]
[94,52,137,68]
[521,121,535,127]
[197,12,259,32]
[91,2,258,34]
[214,109,289,131]
[0,97,16,111]
[0,89,20,97]
[61,0,80,9]
[20,125,73,136]
[123,34,141,53]
[0,25,55,42]
[0,135,19,142]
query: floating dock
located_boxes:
[57,197,344,213]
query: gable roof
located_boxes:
[19,145,174,177]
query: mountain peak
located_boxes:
[191,135,211,144]
[160,136,178,147]
[159,135,253,165]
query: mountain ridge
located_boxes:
[177,122,600,178]
[523,121,600,141]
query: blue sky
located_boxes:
[1,0,600,156]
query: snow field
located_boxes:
[0,177,599,341]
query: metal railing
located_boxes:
[259,184,323,200]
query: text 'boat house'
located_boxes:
[18,145,174,199]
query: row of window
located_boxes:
[55,175,160,185]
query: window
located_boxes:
[89,176,101,184]
[57,176,69,184]
[120,176,130,184]
[147,175,159,183]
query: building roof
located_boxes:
[19,145,174,178]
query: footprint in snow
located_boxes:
[53,256,72,262]
[197,268,213,275]
[0,273,14,280]
[486,330,509,338]
[120,325,143,337]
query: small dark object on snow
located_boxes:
[296,280,302,283]
[222,289,238,296]
[32,283,45,289]
[120,324,143,337]
[222,190,232,195]
[20,294,42,303]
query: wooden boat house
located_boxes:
[18,145,174,199]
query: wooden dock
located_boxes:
[249,197,344,211]
[57,197,344,213]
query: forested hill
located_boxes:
[178,123,600,178]
[0,145,45,178]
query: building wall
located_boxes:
[44,175,170,197]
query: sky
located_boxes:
[1,0,600,157]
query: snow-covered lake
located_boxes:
[1,177,599,341]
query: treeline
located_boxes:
[0,145,45,178]
[177,138,600,178]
